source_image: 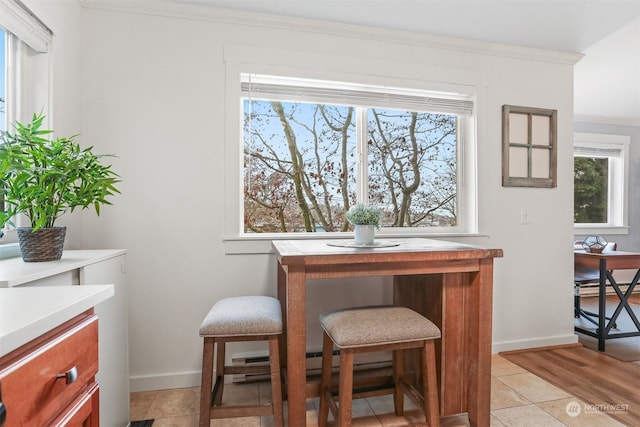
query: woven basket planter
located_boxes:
[17,226,66,262]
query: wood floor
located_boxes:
[502,295,640,426]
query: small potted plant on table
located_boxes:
[346,203,381,245]
[0,114,120,262]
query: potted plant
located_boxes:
[345,203,380,245]
[0,113,120,262]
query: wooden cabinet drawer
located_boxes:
[49,383,99,427]
[0,314,99,426]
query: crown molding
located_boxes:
[80,0,584,65]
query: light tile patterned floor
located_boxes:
[130,355,625,426]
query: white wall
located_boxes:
[70,2,579,391]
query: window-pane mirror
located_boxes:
[502,105,557,188]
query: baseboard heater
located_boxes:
[231,350,391,383]
[580,283,638,297]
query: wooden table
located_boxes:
[574,250,640,351]
[272,238,503,427]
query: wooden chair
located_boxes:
[198,296,283,427]
[318,305,440,427]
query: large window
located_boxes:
[242,74,474,234]
[574,132,629,232]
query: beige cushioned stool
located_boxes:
[199,296,283,427]
[319,306,440,427]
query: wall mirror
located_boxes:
[502,105,557,188]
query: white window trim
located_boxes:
[0,6,52,245]
[3,29,17,129]
[573,132,630,235]
[1,1,52,124]
[223,44,483,254]
[0,0,52,53]
[241,74,475,115]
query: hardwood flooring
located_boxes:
[502,336,639,425]
[503,294,640,425]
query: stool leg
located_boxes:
[268,335,284,427]
[319,332,334,427]
[214,339,226,406]
[393,349,405,416]
[199,337,214,427]
[338,349,354,427]
[422,340,440,427]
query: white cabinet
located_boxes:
[0,250,129,427]
[81,254,129,427]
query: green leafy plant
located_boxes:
[0,113,120,232]
[345,203,381,227]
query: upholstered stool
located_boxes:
[198,296,284,427]
[319,306,441,427]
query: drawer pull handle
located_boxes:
[56,366,78,385]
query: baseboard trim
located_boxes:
[130,335,580,392]
[129,372,201,393]
[499,342,583,356]
[492,334,579,354]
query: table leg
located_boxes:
[467,260,493,427]
[277,263,287,391]
[283,265,307,426]
[394,269,493,426]
[605,270,640,334]
[598,259,607,351]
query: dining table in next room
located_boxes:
[574,248,640,351]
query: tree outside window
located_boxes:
[243,98,458,233]
[573,132,629,229]
[574,156,608,223]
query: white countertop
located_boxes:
[0,249,126,287]
[0,284,114,357]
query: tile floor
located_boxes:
[130,354,625,426]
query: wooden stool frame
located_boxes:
[318,333,440,427]
[199,334,283,427]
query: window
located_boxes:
[1,27,5,131]
[1,28,8,218]
[0,0,52,124]
[0,0,52,240]
[242,74,475,234]
[574,132,629,233]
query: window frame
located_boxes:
[1,3,52,244]
[0,0,52,54]
[241,73,473,234]
[573,132,630,235]
[0,0,52,127]
[1,27,16,132]
[222,46,482,254]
